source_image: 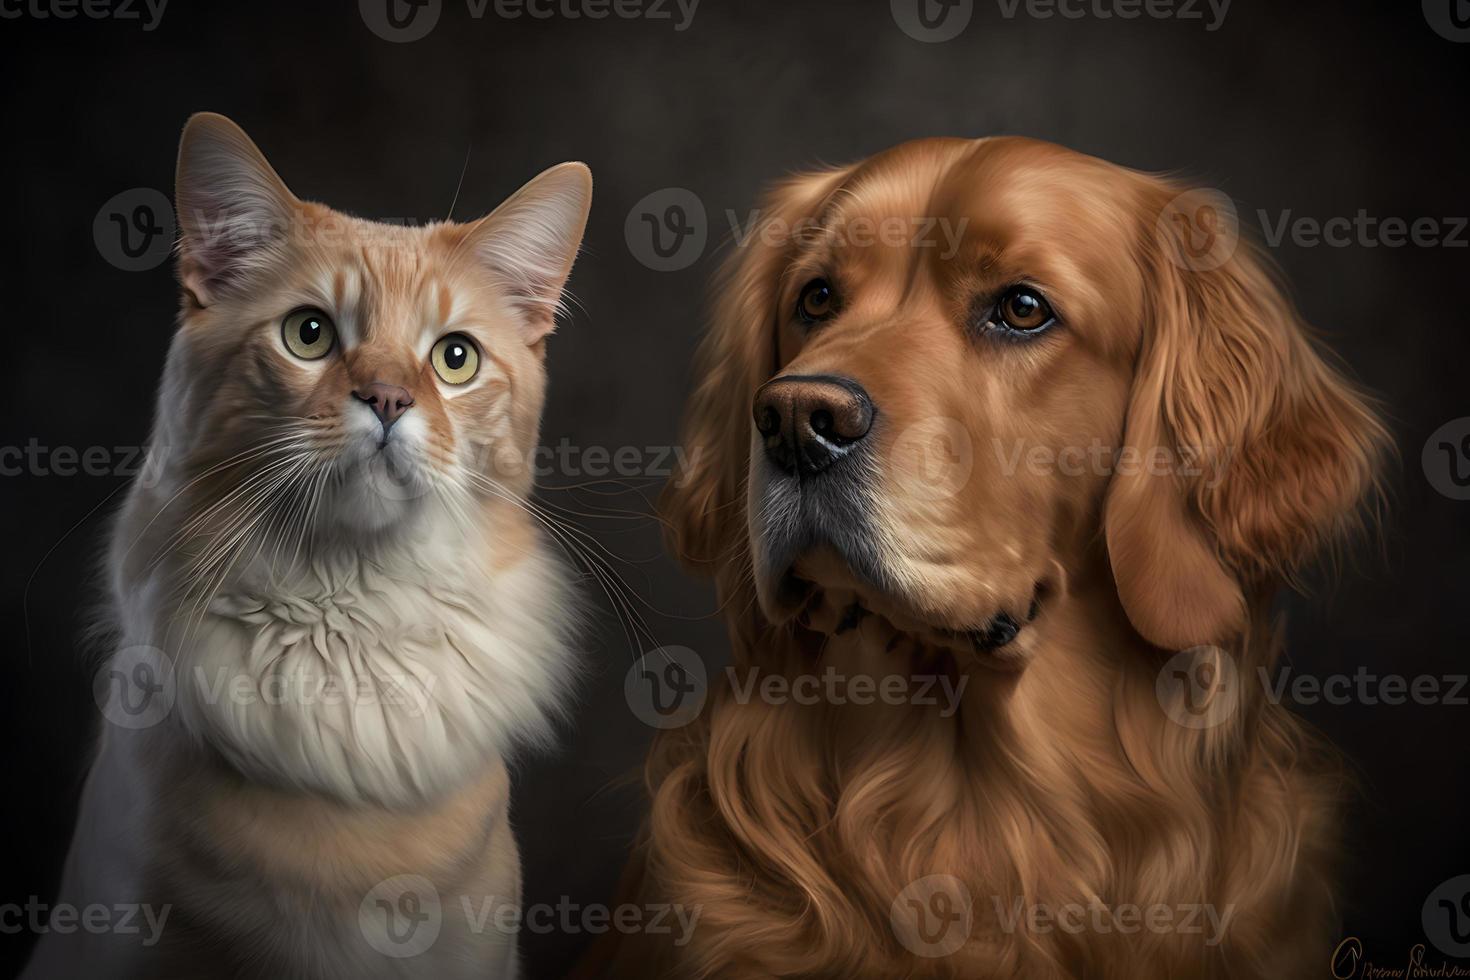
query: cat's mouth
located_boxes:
[323,409,438,529]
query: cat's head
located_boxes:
[161,113,591,541]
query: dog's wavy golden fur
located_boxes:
[607,137,1387,979]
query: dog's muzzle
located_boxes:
[753,374,874,477]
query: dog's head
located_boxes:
[665,137,1386,662]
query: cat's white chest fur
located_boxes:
[137,520,577,808]
[28,520,571,979]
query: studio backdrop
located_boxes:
[2,1,1467,977]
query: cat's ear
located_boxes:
[175,113,299,307]
[463,162,592,342]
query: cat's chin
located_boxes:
[328,416,439,535]
[326,471,433,536]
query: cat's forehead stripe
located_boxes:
[438,281,454,326]
[331,242,468,345]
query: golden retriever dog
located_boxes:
[604,137,1387,978]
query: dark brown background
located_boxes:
[1,0,1467,976]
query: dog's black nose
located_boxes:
[753,375,874,476]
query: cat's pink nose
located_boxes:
[352,382,414,435]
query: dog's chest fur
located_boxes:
[632,609,1336,980]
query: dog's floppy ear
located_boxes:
[1104,182,1388,651]
[662,168,849,571]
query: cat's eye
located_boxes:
[989,286,1056,334]
[796,278,838,325]
[282,308,337,360]
[431,333,480,385]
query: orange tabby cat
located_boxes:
[24,114,591,979]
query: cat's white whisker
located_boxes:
[48,114,597,979]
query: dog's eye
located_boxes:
[992,286,1055,334]
[796,279,838,324]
